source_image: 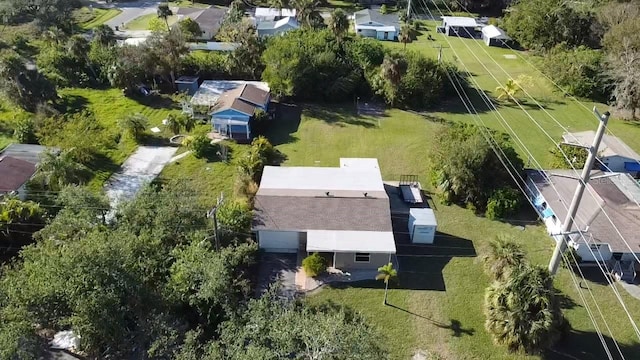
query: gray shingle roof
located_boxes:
[527,169,640,253]
[0,144,54,164]
[253,195,393,232]
[353,9,399,27]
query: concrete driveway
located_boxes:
[256,253,299,298]
[104,146,178,209]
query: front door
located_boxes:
[383,32,389,40]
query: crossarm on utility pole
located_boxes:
[548,108,610,275]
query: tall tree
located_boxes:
[328,9,349,40]
[483,237,525,281]
[399,23,411,50]
[178,17,203,41]
[227,27,265,79]
[0,52,58,112]
[67,35,97,79]
[292,0,322,28]
[157,4,173,32]
[268,0,289,10]
[375,262,397,305]
[146,28,189,89]
[35,150,88,191]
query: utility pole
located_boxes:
[432,45,448,63]
[548,107,610,275]
[406,0,411,19]
[206,192,224,251]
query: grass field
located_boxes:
[73,8,122,29]
[385,21,640,166]
[262,105,640,360]
[125,13,179,30]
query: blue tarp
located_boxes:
[624,162,640,172]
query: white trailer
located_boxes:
[408,208,437,244]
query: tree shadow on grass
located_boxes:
[545,330,639,360]
[130,93,179,110]
[303,103,381,128]
[434,89,494,115]
[260,102,301,146]
[55,94,89,114]
[86,152,121,185]
[386,304,476,337]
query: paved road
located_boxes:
[99,0,160,29]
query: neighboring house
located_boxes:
[172,7,227,40]
[253,158,397,271]
[439,16,479,38]
[176,76,200,95]
[254,7,296,21]
[189,80,271,140]
[0,144,56,199]
[525,169,640,280]
[353,9,399,41]
[481,25,511,47]
[562,131,640,174]
[257,16,299,37]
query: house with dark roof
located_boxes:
[353,9,399,41]
[525,169,640,280]
[172,7,227,40]
[0,144,55,199]
[253,158,396,271]
[562,131,640,175]
[256,16,299,37]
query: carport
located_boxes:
[306,230,395,270]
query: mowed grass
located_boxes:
[125,13,179,30]
[262,106,640,359]
[385,20,640,166]
[73,7,122,29]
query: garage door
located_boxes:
[259,231,301,253]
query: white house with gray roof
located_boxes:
[253,158,396,271]
[256,16,299,37]
[525,169,640,281]
[562,131,640,174]
[440,16,479,38]
[353,9,399,41]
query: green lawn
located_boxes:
[264,105,640,360]
[73,7,122,29]
[124,13,179,30]
[385,21,640,165]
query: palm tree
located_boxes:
[36,150,88,191]
[328,9,349,40]
[375,262,397,305]
[179,114,196,133]
[292,0,321,28]
[484,264,565,353]
[380,53,405,87]
[157,4,173,32]
[483,237,525,281]
[399,24,411,50]
[165,114,182,135]
[118,113,149,141]
[495,78,522,102]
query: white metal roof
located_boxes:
[307,230,396,253]
[190,80,269,107]
[409,208,437,226]
[355,25,397,32]
[481,25,511,39]
[562,131,640,159]
[441,16,478,27]
[255,7,296,17]
[258,158,386,196]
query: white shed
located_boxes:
[408,208,437,244]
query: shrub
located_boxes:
[302,253,327,277]
[380,4,388,14]
[485,188,522,220]
[118,113,148,142]
[184,134,211,158]
[13,117,37,144]
[541,45,607,100]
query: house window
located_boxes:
[355,253,370,263]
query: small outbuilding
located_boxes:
[481,25,511,47]
[408,208,437,244]
[440,16,479,38]
[175,76,200,95]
